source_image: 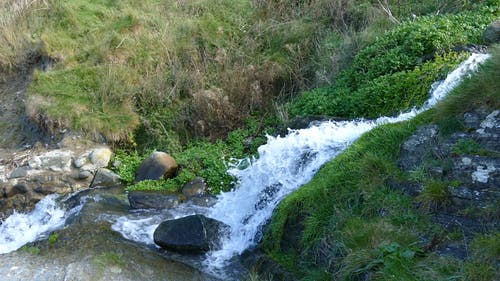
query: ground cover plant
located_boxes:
[262,48,500,280]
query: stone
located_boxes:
[398,125,438,170]
[153,214,229,253]
[90,168,121,188]
[483,20,500,44]
[28,150,73,172]
[135,151,178,182]
[89,148,113,168]
[181,177,208,197]
[76,169,92,179]
[73,152,89,168]
[185,195,218,207]
[8,167,28,179]
[128,191,183,209]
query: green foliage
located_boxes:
[48,233,59,245]
[464,232,500,281]
[112,150,144,184]
[452,139,486,155]
[289,5,498,119]
[434,45,500,118]
[21,245,41,255]
[27,65,139,142]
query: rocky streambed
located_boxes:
[0,187,220,281]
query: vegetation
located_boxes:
[262,50,500,280]
[289,5,498,119]
[1,0,499,279]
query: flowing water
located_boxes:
[0,53,490,280]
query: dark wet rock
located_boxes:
[395,109,500,260]
[135,151,178,182]
[398,125,439,171]
[182,177,208,197]
[127,191,183,209]
[483,20,500,44]
[153,214,229,253]
[34,185,59,195]
[185,195,218,207]
[452,44,488,54]
[241,247,297,281]
[90,168,121,188]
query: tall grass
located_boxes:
[2,0,473,145]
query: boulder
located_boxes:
[135,151,178,182]
[483,20,500,44]
[153,214,229,253]
[127,191,183,209]
[89,148,113,168]
[90,168,121,188]
[28,150,73,172]
[181,177,208,197]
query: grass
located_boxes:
[2,0,482,146]
[261,49,500,280]
[417,180,451,212]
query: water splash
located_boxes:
[0,194,82,254]
[204,53,490,269]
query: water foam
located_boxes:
[204,53,490,268]
[0,194,79,254]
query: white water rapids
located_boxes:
[0,54,490,272]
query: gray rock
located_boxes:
[28,150,73,172]
[135,151,178,182]
[8,167,28,179]
[398,125,438,170]
[73,153,89,168]
[182,177,208,197]
[153,214,229,253]
[90,168,121,188]
[185,195,218,207]
[483,20,500,44]
[128,191,183,209]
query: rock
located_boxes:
[8,167,28,179]
[153,214,229,253]
[73,152,90,168]
[128,191,183,209]
[89,148,113,168]
[181,177,208,197]
[28,150,73,172]
[90,168,121,188]
[398,125,438,171]
[483,20,500,44]
[185,195,218,207]
[135,151,178,182]
[76,169,92,180]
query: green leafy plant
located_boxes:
[48,233,59,245]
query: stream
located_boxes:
[0,53,490,280]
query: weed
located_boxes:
[21,245,41,255]
[417,180,451,212]
[48,233,59,245]
[452,139,489,156]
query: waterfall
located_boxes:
[204,53,490,268]
[0,54,489,268]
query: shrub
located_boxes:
[289,5,498,119]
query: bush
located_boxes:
[289,5,498,119]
